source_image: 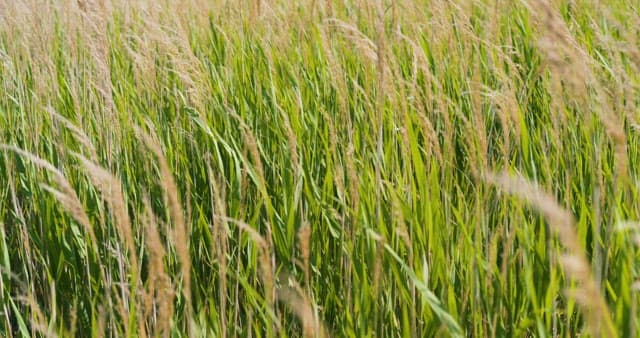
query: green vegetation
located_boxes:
[1,1,640,336]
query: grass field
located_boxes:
[1,0,640,336]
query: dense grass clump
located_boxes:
[1,1,640,336]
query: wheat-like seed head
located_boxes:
[135,126,191,314]
[277,272,330,338]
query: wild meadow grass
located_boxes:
[1,0,640,336]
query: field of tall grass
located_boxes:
[1,0,640,336]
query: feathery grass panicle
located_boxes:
[484,171,616,337]
[206,155,230,337]
[214,215,277,328]
[228,110,266,188]
[134,125,192,328]
[277,272,329,338]
[0,145,97,250]
[297,221,312,288]
[73,153,135,263]
[142,197,173,338]
[46,107,98,161]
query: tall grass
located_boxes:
[1,0,640,336]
